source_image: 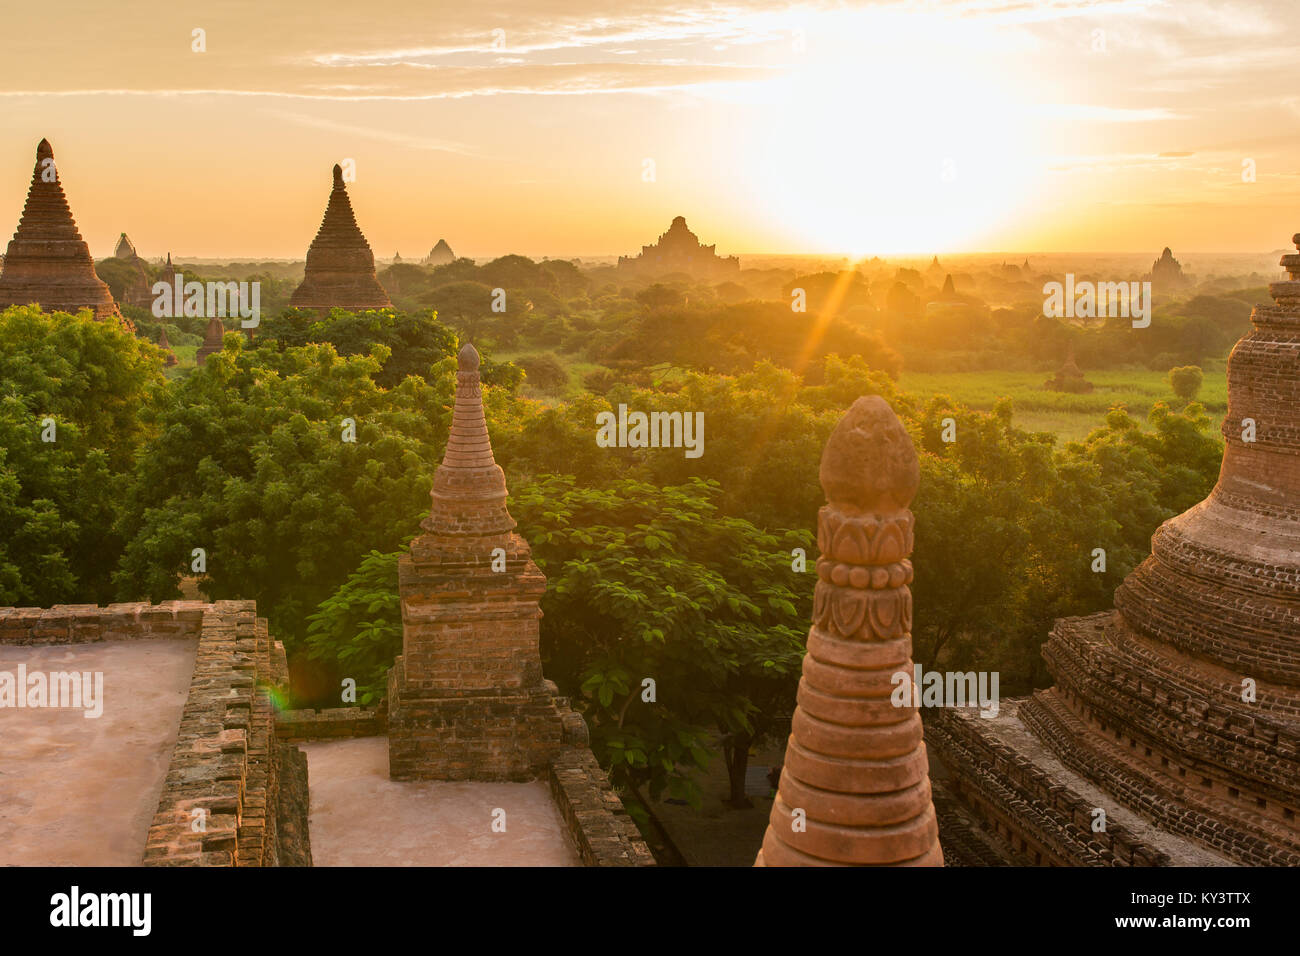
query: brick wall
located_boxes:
[548,749,656,866]
[0,599,311,866]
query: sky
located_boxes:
[0,0,1296,259]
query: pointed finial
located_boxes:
[332,164,344,188]
[458,342,480,371]
[37,138,52,159]
[819,395,919,511]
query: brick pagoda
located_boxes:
[387,342,583,780]
[195,316,225,366]
[156,325,179,367]
[0,139,123,323]
[289,164,392,313]
[931,230,1300,866]
[757,395,944,866]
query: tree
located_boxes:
[112,337,448,645]
[519,353,568,392]
[1169,365,1204,405]
[0,306,167,604]
[304,549,403,704]
[510,476,811,809]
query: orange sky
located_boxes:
[1,0,1296,259]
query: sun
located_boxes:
[734,6,1042,256]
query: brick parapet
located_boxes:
[548,749,655,867]
[0,600,211,644]
[128,601,307,867]
[276,706,385,741]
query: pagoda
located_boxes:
[1150,246,1190,289]
[113,233,138,259]
[931,229,1300,866]
[0,139,122,322]
[195,316,225,366]
[618,216,739,278]
[156,325,179,367]
[289,164,391,312]
[424,238,455,266]
[387,343,584,781]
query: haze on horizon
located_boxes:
[1,0,1296,260]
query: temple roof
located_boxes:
[289,164,392,311]
[0,138,121,321]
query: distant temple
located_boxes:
[113,232,155,310]
[424,239,455,267]
[289,164,392,312]
[195,316,225,366]
[0,139,124,323]
[618,216,739,278]
[1044,341,1093,393]
[930,229,1300,866]
[114,232,138,259]
[1150,247,1190,289]
[156,325,178,367]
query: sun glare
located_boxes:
[739,8,1040,255]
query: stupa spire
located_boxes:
[413,343,515,550]
[289,163,392,312]
[388,341,577,781]
[757,395,943,866]
[0,138,122,323]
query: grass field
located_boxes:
[900,367,1228,443]
[489,347,1227,445]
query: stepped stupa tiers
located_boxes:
[424,238,455,266]
[289,164,392,312]
[931,230,1300,866]
[387,343,586,781]
[757,396,943,866]
[0,139,122,322]
[618,215,739,278]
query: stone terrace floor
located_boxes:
[0,638,198,865]
[302,737,580,866]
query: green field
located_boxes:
[900,367,1228,443]
[490,348,1228,444]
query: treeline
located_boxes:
[0,304,1225,805]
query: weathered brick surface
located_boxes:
[276,706,384,742]
[387,344,582,781]
[382,344,652,864]
[0,600,211,645]
[119,601,311,868]
[549,749,655,866]
[930,706,1173,867]
[937,233,1300,867]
